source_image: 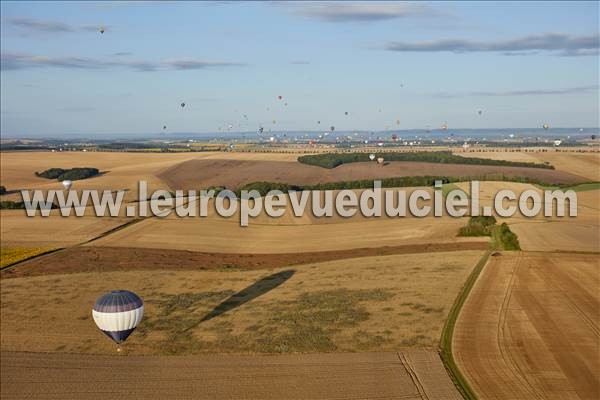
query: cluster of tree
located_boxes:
[458,216,498,236]
[458,216,520,250]
[226,172,582,199]
[36,167,100,181]
[492,223,521,250]
[0,185,6,195]
[236,182,302,197]
[297,151,554,169]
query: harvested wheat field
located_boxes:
[89,214,483,253]
[458,150,600,181]
[453,252,600,400]
[0,210,132,247]
[158,158,585,191]
[0,350,461,400]
[0,250,484,355]
[0,151,299,202]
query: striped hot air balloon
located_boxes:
[92,290,144,344]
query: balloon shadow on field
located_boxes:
[200,269,295,323]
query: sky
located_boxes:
[1,1,599,137]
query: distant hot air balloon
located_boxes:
[99,26,105,34]
[344,111,349,116]
[543,124,549,130]
[278,96,283,100]
[272,119,277,124]
[478,110,483,115]
[317,120,321,124]
[180,102,186,108]
[330,126,335,132]
[62,180,72,190]
[369,154,376,161]
[92,290,144,346]
[396,119,400,125]
[258,127,264,134]
[163,125,167,130]
[377,157,384,164]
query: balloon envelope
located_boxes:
[92,290,144,344]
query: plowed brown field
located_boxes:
[453,252,600,400]
[158,159,586,190]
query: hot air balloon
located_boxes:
[180,102,186,108]
[369,154,376,161]
[62,180,72,190]
[543,124,549,130]
[92,290,144,346]
[396,119,400,125]
[345,111,349,116]
[330,126,335,132]
[272,119,277,124]
[278,96,283,100]
[377,157,384,164]
[99,27,105,34]
[163,125,167,130]
[258,127,264,134]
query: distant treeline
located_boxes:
[297,151,555,169]
[36,167,100,181]
[234,173,574,197]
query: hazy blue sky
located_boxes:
[1,1,598,136]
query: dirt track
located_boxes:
[1,242,488,278]
[158,159,586,190]
[1,350,461,400]
[453,252,600,400]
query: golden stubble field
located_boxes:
[457,149,600,181]
[1,250,484,355]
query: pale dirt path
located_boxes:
[453,252,600,400]
[0,350,461,400]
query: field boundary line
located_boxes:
[0,247,64,272]
[82,217,145,245]
[438,250,490,400]
[1,218,145,274]
[397,352,428,400]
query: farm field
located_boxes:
[458,150,600,181]
[0,350,461,400]
[1,149,598,400]
[453,252,600,400]
[0,210,131,247]
[1,250,484,354]
[158,158,585,190]
[454,181,600,252]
